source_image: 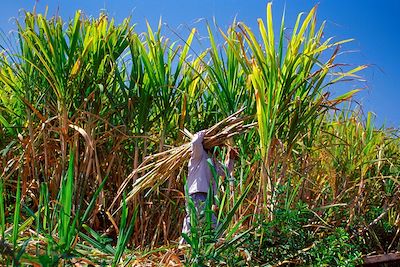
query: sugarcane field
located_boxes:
[0,1,399,266]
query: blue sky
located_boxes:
[1,0,399,127]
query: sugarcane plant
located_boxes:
[0,3,398,266]
[239,3,365,217]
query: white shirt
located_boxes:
[186,131,234,195]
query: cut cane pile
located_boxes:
[110,108,255,211]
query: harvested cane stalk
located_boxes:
[109,108,256,212]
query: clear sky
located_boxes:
[1,0,399,128]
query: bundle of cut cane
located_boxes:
[109,108,255,211]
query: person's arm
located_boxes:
[190,130,206,161]
[213,147,238,178]
[224,147,238,175]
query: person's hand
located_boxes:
[228,147,239,160]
